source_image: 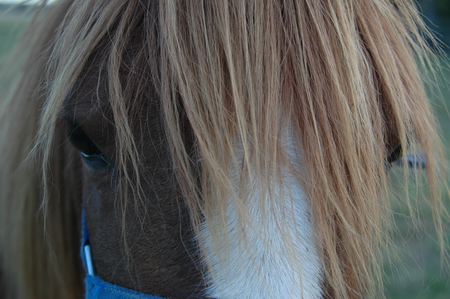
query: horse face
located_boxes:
[61,29,324,299]
[43,1,444,298]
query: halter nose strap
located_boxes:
[80,209,166,299]
[83,244,95,276]
[81,207,94,275]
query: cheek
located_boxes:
[81,166,126,277]
[81,167,112,220]
[81,165,120,241]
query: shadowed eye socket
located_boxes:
[68,124,111,169]
[386,144,402,164]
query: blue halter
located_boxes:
[80,211,166,299]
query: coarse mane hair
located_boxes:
[0,0,448,298]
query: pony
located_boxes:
[0,0,448,298]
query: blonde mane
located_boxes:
[0,0,448,298]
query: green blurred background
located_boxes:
[1,1,449,298]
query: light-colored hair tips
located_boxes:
[0,1,447,299]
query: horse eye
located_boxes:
[386,144,402,164]
[68,125,111,168]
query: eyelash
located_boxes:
[68,124,112,170]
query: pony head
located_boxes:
[0,1,448,298]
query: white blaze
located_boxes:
[201,137,323,299]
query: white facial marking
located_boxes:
[201,137,323,299]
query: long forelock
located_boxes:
[7,1,447,299]
[159,1,447,298]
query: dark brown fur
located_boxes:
[62,42,204,297]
